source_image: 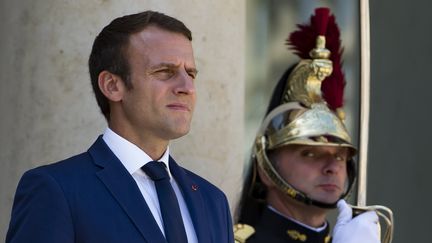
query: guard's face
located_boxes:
[120,26,197,141]
[273,145,348,204]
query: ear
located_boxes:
[98,71,125,102]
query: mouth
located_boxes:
[317,184,341,192]
[166,103,190,112]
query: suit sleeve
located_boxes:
[224,194,234,243]
[6,168,74,243]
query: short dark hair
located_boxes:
[88,11,192,121]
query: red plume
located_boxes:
[314,8,330,36]
[287,7,345,111]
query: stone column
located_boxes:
[0,0,245,239]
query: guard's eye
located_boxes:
[301,150,315,158]
[335,154,347,161]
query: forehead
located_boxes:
[127,26,195,65]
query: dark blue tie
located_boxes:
[142,161,188,243]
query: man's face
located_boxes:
[120,26,197,141]
[273,145,349,204]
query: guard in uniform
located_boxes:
[234,8,380,243]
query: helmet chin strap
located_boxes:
[255,137,355,210]
[291,188,342,209]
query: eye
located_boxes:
[334,154,347,161]
[301,150,315,158]
[160,69,174,74]
[154,69,175,80]
[187,71,197,79]
[186,69,198,79]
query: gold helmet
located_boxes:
[254,7,356,208]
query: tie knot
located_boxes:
[142,161,169,181]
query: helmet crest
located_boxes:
[288,7,346,118]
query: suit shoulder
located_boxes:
[46,151,92,168]
[22,151,94,182]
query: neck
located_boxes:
[108,120,168,161]
[267,190,328,228]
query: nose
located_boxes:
[174,69,195,95]
[323,157,344,175]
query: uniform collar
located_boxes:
[256,206,331,243]
[267,205,328,232]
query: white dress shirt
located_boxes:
[102,128,198,243]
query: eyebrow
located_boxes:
[151,62,198,75]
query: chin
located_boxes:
[169,127,190,139]
[313,194,342,205]
[163,118,191,138]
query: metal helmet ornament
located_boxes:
[254,7,356,209]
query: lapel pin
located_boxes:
[191,184,198,191]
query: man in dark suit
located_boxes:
[6,11,233,243]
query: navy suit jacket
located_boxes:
[6,136,234,243]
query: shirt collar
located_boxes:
[102,127,171,178]
[267,205,328,232]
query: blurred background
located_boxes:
[1,0,430,242]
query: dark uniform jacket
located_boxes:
[236,206,331,243]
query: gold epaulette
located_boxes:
[234,223,255,243]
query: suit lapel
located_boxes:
[88,136,166,243]
[169,157,211,242]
